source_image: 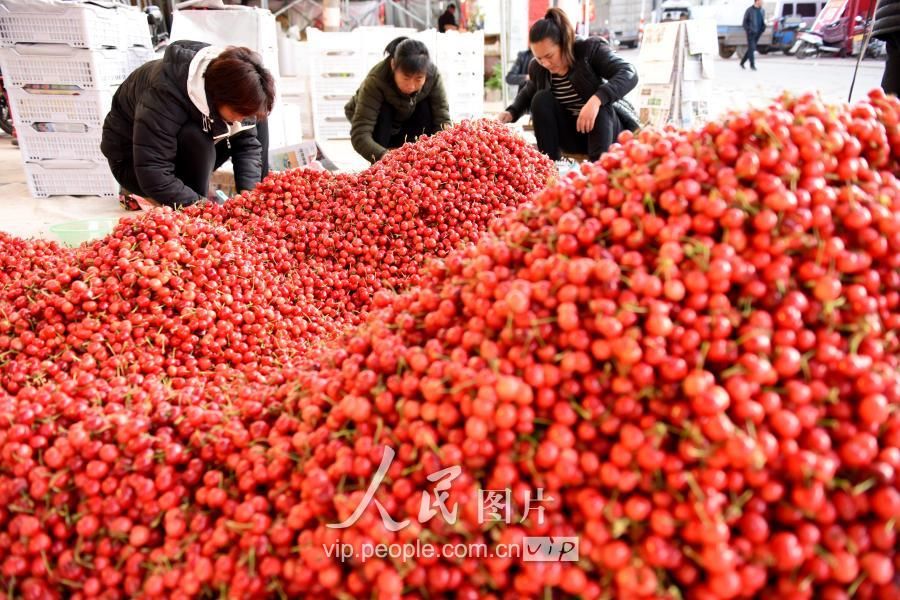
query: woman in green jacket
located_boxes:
[344,37,451,163]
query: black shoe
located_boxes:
[751,65,757,71]
[740,62,746,69]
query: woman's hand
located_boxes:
[497,111,514,124]
[577,96,602,134]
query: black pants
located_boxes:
[883,33,900,96]
[741,32,761,68]
[109,120,269,201]
[530,89,621,161]
[372,101,437,150]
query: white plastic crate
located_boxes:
[305,30,358,141]
[314,117,351,140]
[17,123,105,162]
[356,26,417,49]
[314,97,352,119]
[307,28,361,52]
[443,70,483,84]
[316,50,366,76]
[438,56,484,76]
[449,89,484,105]
[450,103,485,121]
[0,45,155,91]
[357,26,417,65]
[8,87,114,127]
[24,160,118,198]
[171,8,278,61]
[310,89,355,140]
[0,1,151,49]
[412,29,438,59]
[436,48,483,63]
[310,74,360,96]
[267,98,304,149]
[306,28,366,78]
[435,30,484,55]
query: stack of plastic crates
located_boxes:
[0,0,153,198]
[435,30,484,122]
[306,28,368,141]
[357,26,418,71]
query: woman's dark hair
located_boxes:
[529,8,575,68]
[384,36,431,76]
[205,46,276,120]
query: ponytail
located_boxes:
[384,36,432,76]
[384,36,408,57]
[529,8,575,68]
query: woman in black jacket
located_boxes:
[101,41,276,208]
[498,8,638,161]
[874,0,900,95]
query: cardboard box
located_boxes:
[268,141,318,172]
[207,163,236,200]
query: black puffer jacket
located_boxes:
[506,37,638,123]
[101,41,263,206]
[874,0,900,39]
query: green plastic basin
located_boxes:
[49,218,117,247]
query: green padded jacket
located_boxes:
[344,58,451,162]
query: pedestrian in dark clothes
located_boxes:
[741,0,767,70]
[438,4,458,33]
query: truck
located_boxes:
[595,0,643,48]
[655,0,695,22]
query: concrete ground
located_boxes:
[0,49,886,242]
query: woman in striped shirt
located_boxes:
[498,8,639,161]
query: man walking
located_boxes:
[741,0,766,70]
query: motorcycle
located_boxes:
[792,0,876,58]
[0,7,166,139]
[772,16,807,54]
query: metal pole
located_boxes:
[323,0,341,31]
[849,0,879,101]
[426,0,432,29]
[274,0,306,18]
[585,0,590,36]
[384,0,427,27]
